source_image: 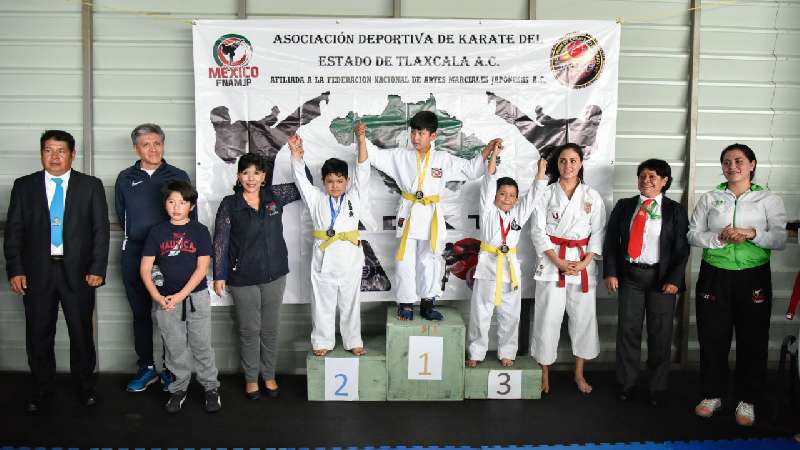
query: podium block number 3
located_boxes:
[325,357,359,401]
[408,336,443,380]
[488,370,521,399]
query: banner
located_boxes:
[192,19,620,305]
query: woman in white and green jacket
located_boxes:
[688,143,787,427]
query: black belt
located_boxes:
[627,261,658,270]
[49,255,64,262]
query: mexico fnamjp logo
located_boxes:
[208,33,260,87]
[550,32,605,89]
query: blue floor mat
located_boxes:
[6,439,798,450]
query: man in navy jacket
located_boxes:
[114,123,192,392]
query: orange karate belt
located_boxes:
[548,235,591,293]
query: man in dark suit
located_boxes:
[603,158,689,407]
[4,130,110,412]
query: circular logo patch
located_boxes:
[213,34,253,67]
[550,32,605,89]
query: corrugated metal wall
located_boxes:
[0,0,797,374]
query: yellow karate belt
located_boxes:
[312,229,360,251]
[479,242,519,306]
[396,191,440,261]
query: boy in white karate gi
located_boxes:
[530,143,606,394]
[466,144,547,368]
[366,111,488,321]
[287,125,368,356]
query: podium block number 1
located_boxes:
[408,336,443,380]
[325,357,359,401]
[488,370,521,399]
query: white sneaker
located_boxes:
[735,401,755,426]
[695,398,722,418]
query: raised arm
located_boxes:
[287,134,322,208]
[270,137,313,207]
[517,158,548,223]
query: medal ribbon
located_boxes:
[328,194,345,233]
[499,215,511,246]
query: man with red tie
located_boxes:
[603,159,689,407]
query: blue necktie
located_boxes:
[50,177,64,247]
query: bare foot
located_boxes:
[575,376,593,394]
[245,381,259,394]
[313,348,329,356]
[793,433,800,443]
[541,365,550,394]
[265,379,278,391]
[465,359,479,368]
[501,358,514,367]
[350,347,367,356]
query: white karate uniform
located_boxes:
[369,143,485,303]
[292,157,369,351]
[467,168,547,361]
[530,182,606,365]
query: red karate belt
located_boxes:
[787,271,800,319]
[549,235,590,293]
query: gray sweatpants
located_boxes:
[229,276,286,383]
[154,289,220,393]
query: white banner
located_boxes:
[192,19,620,305]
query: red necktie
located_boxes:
[627,198,654,260]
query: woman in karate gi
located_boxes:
[530,143,606,394]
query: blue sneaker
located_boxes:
[126,366,158,392]
[160,369,173,392]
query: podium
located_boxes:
[386,306,465,401]
[306,335,387,401]
[464,351,542,399]
[305,304,541,401]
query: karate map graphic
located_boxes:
[210,92,604,291]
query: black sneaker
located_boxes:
[165,390,187,414]
[420,298,443,321]
[204,388,221,413]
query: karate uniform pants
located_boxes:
[310,267,363,351]
[695,260,772,404]
[395,237,443,303]
[531,280,599,365]
[467,278,521,361]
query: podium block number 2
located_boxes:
[325,357,359,401]
[488,370,521,399]
[408,336,443,380]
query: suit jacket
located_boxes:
[602,194,689,292]
[4,170,110,293]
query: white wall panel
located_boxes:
[0,2,83,371]
[0,0,798,374]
